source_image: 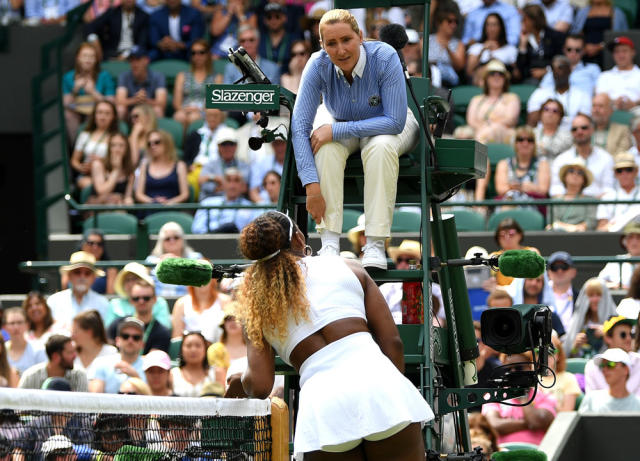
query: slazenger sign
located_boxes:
[206,84,280,110]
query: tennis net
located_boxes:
[0,388,288,460]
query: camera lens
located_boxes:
[482,309,520,347]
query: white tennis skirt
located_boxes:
[293,332,434,459]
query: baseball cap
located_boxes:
[608,36,635,52]
[128,45,148,59]
[595,347,631,368]
[117,317,145,337]
[603,315,636,335]
[216,126,238,144]
[143,350,172,371]
[264,2,285,14]
[547,251,574,268]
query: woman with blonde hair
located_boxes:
[229,211,433,460]
[207,304,247,386]
[564,278,617,358]
[129,104,158,167]
[134,130,189,214]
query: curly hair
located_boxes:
[236,211,309,348]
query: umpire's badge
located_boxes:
[369,95,381,107]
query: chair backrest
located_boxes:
[451,85,482,113]
[487,143,515,167]
[157,117,184,149]
[487,209,545,231]
[187,119,204,136]
[144,212,194,235]
[101,60,130,82]
[341,209,363,233]
[611,110,633,126]
[83,212,138,235]
[449,209,486,232]
[391,211,421,232]
[149,59,190,88]
[566,357,588,375]
[613,0,637,28]
[169,337,182,364]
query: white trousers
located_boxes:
[313,106,419,237]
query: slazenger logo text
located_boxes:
[210,89,275,104]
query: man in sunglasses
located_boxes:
[599,221,640,289]
[584,316,640,396]
[546,251,577,331]
[88,318,146,394]
[107,281,171,355]
[597,153,640,232]
[580,348,640,413]
[550,113,615,197]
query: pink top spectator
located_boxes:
[482,388,557,445]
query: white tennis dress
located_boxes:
[264,256,434,459]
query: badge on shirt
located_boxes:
[369,95,381,107]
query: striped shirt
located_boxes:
[291,41,407,186]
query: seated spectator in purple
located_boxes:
[197,127,250,201]
[87,133,135,207]
[69,100,119,191]
[107,280,171,355]
[482,351,556,445]
[63,43,115,141]
[584,315,640,395]
[580,348,640,412]
[4,308,46,376]
[258,2,299,75]
[85,0,149,61]
[192,168,256,234]
[115,47,167,120]
[223,25,281,86]
[148,0,204,61]
[172,39,215,132]
[514,4,565,84]
[134,130,189,213]
[47,252,111,329]
[209,0,256,58]
[538,34,601,96]
[24,0,77,24]
[248,125,286,203]
[595,37,640,113]
[18,335,88,392]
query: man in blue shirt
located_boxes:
[462,0,521,47]
[192,168,257,234]
[291,9,419,269]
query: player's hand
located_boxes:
[310,124,333,155]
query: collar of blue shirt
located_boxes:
[335,44,366,79]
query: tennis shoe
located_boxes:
[362,240,387,269]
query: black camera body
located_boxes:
[481,304,552,355]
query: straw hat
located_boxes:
[114,262,155,297]
[59,251,105,277]
[483,59,510,81]
[387,240,422,263]
[347,213,366,247]
[559,158,593,189]
[613,151,638,170]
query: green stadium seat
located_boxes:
[342,209,362,233]
[157,117,184,148]
[487,209,545,231]
[101,60,130,81]
[451,85,482,122]
[83,212,138,235]
[614,0,637,27]
[611,110,633,126]
[575,392,584,411]
[213,59,228,76]
[391,211,421,232]
[169,337,182,364]
[566,357,588,375]
[499,442,540,452]
[449,209,485,231]
[79,185,94,204]
[144,211,194,234]
[149,59,189,89]
[487,143,515,166]
[187,119,204,135]
[510,84,537,124]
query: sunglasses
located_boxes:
[549,262,570,272]
[564,47,582,53]
[191,49,207,55]
[85,240,104,247]
[164,235,181,242]
[542,106,560,114]
[118,391,138,395]
[291,51,307,57]
[487,71,504,77]
[148,139,162,147]
[499,229,518,238]
[617,330,635,339]
[120,333,142,341]
[599,360,620,369]
[516,136,534,143]
[571,125,590,132]
[566,167,585,176]
[131,296,152,302]
[616,167,635,174]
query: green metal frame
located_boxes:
[31,2,91,259]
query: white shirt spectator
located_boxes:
[530,0,573,30]
[467,42,518,67]
[598,257,637,289]
[73,344,118,377]
[47,289,110,328]
[596,185,640,226]
[539,61,601,96]
[595,65,640,105]
[585,350,640,396]
[528,87,592,130]
[551,146,615,197]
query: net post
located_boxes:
[270,397,289,461]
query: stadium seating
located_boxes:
[144,211,194,234]
[566,358,588,375]
[449,209,486,232]
[451,85,482,127]
[101,60,130,82]
[83,212,138,234]
[510,84,537,124]
[487,209,545,231]
[614,0,637,27]
[486,143,515,199]
[149,59,190,89]
[391,210,421,233]
[306,208,362,234]
[157,117,184,148]
[611,110,633,126]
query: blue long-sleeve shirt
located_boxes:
[291,40,407,186]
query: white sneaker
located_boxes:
[362,240,387,269]
[318,243,340,256]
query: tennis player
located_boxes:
[234,211,433,460]
[291,9,419,269]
